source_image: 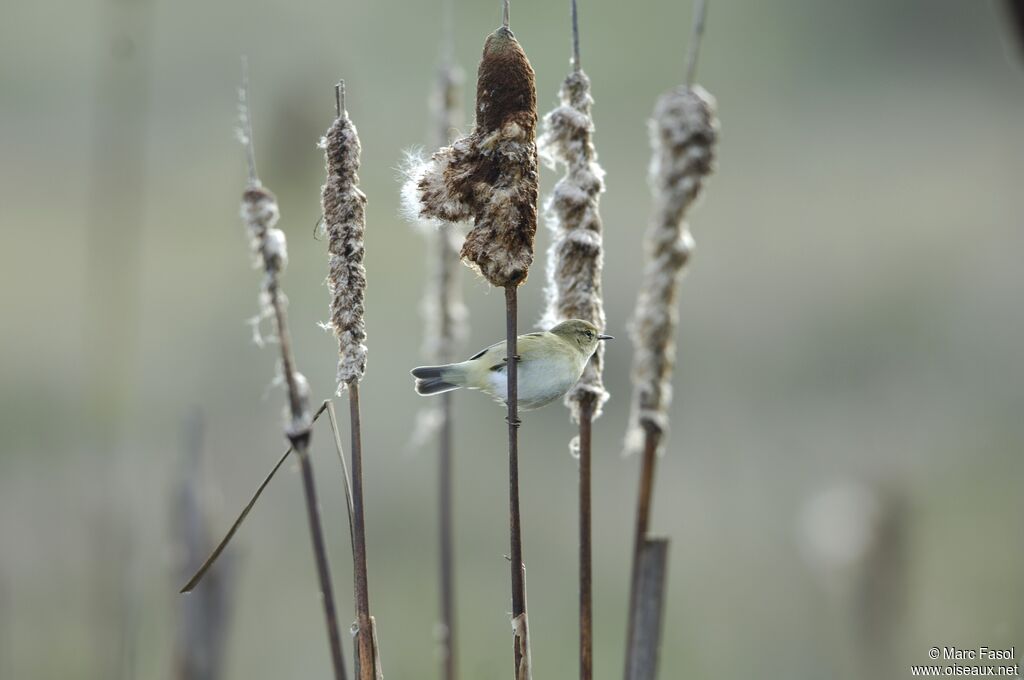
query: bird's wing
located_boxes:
[468,340,504,362]
[483,332,549,372]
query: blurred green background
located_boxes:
[2,0,1023,678]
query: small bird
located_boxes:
[411,319,612,411]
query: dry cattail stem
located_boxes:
[408,32,467,680]
[173,414,236,680]
[624,2,718,676]
[236,67,349,680]
[538,4,608,676]
[424,49,467,680]
[320,83,377,680]
[404,19,538,678]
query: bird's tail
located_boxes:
[411,364,463,396]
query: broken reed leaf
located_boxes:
[538,68,609,421]
[626,85,718,454]
[320,108,369,389]
[626,538,670,680]
[511,612,533,680]
[403,27,538,288]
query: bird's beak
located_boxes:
[598,334,614,341]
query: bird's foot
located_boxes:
[506,415,522,428]
[502,355,522,363]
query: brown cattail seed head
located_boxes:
[403,27,538,288]
[539,69,608,420]
[627,85,718,453]
[320,110,368,389]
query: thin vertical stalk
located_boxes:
[433,32,462,677]
[537,3,607,674]
[298,443,349,680]
[439,389,456,680]
[623,0,717,674]
[505,284,528,679]
[571,0,581,72]
[623,427,660,680]
[685,0,709,88]
[238,64,348,680]
[577,395,595,680]
[403,14,537,677]
[437,233,458,680]
[269,276,348,680]
[348,382,375,680]
[173,414,236,680]
[321,76,374,679]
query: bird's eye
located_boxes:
[586,330,593,339]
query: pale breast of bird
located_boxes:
[486,354,583,411]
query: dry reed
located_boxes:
[173,414,236,680]
[320,81,379,680]
[402,6,538,677]
[236,62,349,680]
[623,1,718,678]
[537,2,607,678]
[411,24,469,680]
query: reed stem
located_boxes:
[685,0,709,87]
[505,284,528,678]
[268,269,349,680]
[297,442,349,680]
[348,381,375,680]
[432,27,463,676]
[438,224,457,680]
[571,0,581,72]
[238,63,348,680]
[577,394,595,680]
[439,390,457,680]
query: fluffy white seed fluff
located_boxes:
[626,85,718,454]
[538,69,609,421]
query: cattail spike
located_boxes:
[237,74,348,680]
[626,85,718,453]
[320,87,369,389]
[539,65,608,420]
[403,27,538,288]
[502,0,510,29]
